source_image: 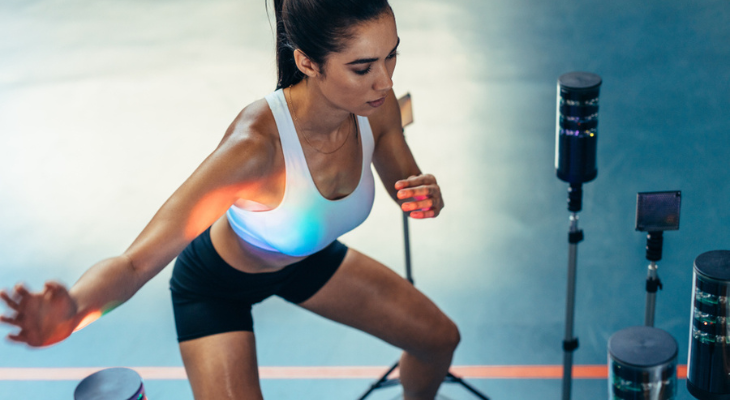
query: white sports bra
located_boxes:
[225,89,376,257]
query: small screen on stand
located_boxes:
[635,191,681,232]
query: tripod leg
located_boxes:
[357,362,400,400]
[445,372,490,400]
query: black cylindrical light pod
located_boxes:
[555,72,602,184]
[608,326,677,400]
[688,250,730,400]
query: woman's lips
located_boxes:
[367,97,386,107]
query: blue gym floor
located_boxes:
[1,0,729,398]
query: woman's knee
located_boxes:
[411,317,460,360]
[439,318,461,353]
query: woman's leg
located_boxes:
[179,331,264,400]
[297,248,460,400]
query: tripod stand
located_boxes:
[634,190,682,327]
[553,71,602,400]
[561,184,584,400]
[357,94,489,400]
[357,210,490,400]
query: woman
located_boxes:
[0,0,459,399]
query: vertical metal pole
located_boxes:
[644,262,657,327]
[403,211,413,284]
[562,213,580,400]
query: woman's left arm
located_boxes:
[370,90,444,219]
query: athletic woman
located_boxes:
[0,1,459,399]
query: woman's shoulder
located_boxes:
[224,97,279,144]
[214,97,282,178]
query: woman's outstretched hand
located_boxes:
[395,174,444,219]
[0,282,78,347]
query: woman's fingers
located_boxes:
[1,288,26,333]
[401,198,434,212]
[409,209,437,219]
[1,282,73,347]
[0,290,20,311]
[398,185,443,219]
[401,197,441,219]
[397,185,436,200]
[394,175,418,190]
[7,332,26,343]
[14,284,31,300]
[1,291,27,341]
[395,174,436,191]
[396,174,439,201]
[0,314,22,327]
[393,174,443,219]
[44,281,65,292]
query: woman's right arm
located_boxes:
[0,103,275,347]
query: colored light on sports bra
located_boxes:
[226,89,375,257]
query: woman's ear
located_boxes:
[293,49,321,78]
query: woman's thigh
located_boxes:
[297,248,460,358]
[179,331,263,400]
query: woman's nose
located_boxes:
[373,64,393,92]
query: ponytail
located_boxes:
[273,0,304,90]
[267,0,392,90]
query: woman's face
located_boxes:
[315,11,399,116]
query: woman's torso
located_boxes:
[210,90,376,273]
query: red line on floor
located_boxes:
[0,365,689,381]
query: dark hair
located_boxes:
[270,0,392,90]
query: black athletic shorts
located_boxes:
[169,227,348,342]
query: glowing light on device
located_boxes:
[556,71,603,400]
[608,326,677,400]
[555,72,601,187]
[687,250,730,400]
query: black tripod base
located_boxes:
[357,363,400,400]
[357,362,490,400]
[444,372,491,400]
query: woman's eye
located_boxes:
[354,52,398,75]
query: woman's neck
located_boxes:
[286,81,352,141]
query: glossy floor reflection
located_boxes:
[1,0,729,399]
